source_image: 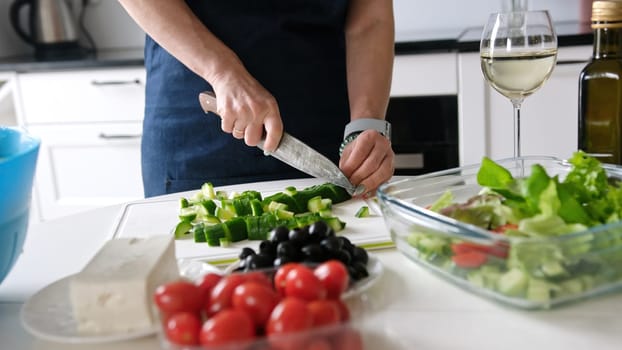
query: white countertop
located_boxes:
[1,179,621,350]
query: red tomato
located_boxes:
[334,299,350,322]
[451,242,508,259]
[307,300,341,327]
[205,274,246,317]
[243,271,274,288]
[284,265,327,301]
[195,273,222,300]
[274,263,302,297]
[314,260,349,299]
[163,312,202,346]
[266,298,313,335]
[452,251,488,268]
[154,280,204,314]
[232,281,280,327]
[492,223,518,234]
[332,327,363,350]
[199,309,255,347]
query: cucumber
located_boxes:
[355,206,370,218]
[201,182,217,199]
[224,217,247,242]
[179,197,190,209]
[250,199,264,216]
[174,220,193,239]
[307,196,325,213]
[178,207,198,222]
[497,268,528,297]
[192,223,206,242]
[204,224,228,247]
[197,199,217,217]
[324,217,346,232]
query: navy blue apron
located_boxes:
[142,0,350,197]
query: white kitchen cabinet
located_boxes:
[14,67,146,222]
[458,45,592,162]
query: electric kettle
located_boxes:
[9,0,85,60]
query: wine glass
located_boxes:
[480,10,557,158]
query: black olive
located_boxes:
[245,253,273,269]
[273,256,294,267]
[288,228,310,246]
[320,236,343,253]
[259,240,277,257]
[269,226,291,243]
[334,249,352,265]
[301,243,326,262]
[308,220,329,239]
[276,241,298,260]
[338,236,354,253]
[348,261,369,281]
[239,247,256,260]
[351,246,369,264]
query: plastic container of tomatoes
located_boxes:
[154,259,369,350]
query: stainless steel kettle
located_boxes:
[9,0,84,60]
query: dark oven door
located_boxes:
[386,95,459,175]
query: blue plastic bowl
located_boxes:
[0,127,40,284]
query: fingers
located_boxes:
[214,89,283,147]
[339,130,395,196]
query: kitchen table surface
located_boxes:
[1,178,621,350]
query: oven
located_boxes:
[386,95,459,176]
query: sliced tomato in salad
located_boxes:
[451,241,509,259]
[451,251,488,268]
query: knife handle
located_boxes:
[199,91,218,114]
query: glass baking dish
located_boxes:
[377,156,622,309]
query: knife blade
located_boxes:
[198,91,364,196]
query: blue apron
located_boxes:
[142,0,350,197]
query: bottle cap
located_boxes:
[592,0,622,28]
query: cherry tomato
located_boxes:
[334,299,350,322]
[154,280,204,315]
[243,270,274,288]
[200,309,255,348]
[266,298,313,335]
[163,312,202,346]
[274,263,302,297]
[232,281,280,327]
[314,260,349,299]
[205,274,246,317]
[284,265,326,301]
[307,300,341,327]
[195,273,222,300]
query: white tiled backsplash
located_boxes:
[0,0,586,59]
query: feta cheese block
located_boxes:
[69,236,180,334]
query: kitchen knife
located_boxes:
[198,91,364,196]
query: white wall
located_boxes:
[0,0,586,59]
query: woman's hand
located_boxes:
[210,68,283,152]
[339,129,394,197]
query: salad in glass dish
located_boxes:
[378,151,622,309]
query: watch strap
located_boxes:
[343,118,391,140]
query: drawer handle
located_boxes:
[98,133,142,140]
[91,79,142,86]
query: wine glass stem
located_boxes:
[512,101,522,158]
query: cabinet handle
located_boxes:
[91,79,142,86]
[98,133,142,140]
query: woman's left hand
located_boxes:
[339,129,394,197]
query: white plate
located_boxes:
[223,253,384,300]
[20,260,222,344]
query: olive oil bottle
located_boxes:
[578,0,622,164]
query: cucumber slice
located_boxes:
[178,207,198,222]
[193,224,206,243]
[355,206,370,218]
[267,201,288,212]
[179,197,190,209]
[250,199,264,216]
[215,207,235,221]
[204,224,227,247]
[324,217,346,232]
[174,220,193,239]
[224,217,248,242]
[201,182,217,199]
[307,196,324,213]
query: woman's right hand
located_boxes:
[209,68,284,152]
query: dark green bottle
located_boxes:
[578,0,622,164]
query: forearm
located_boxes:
[345,0,395,122]
[117,0,243,83]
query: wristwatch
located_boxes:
[339,118,392,156]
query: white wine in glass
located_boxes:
[480,10,557,158]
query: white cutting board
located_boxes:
[112,178,393,265]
